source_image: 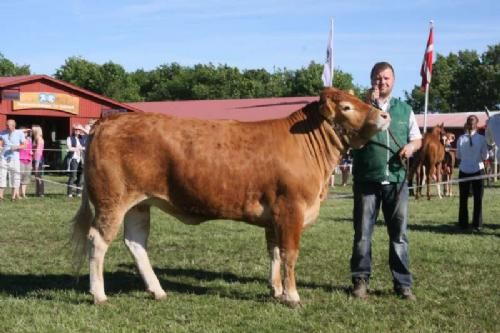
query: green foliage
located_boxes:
[0,176,499,332]
[54,57,141,102]
[54,57,359,102]
[0,53,30,76]
[405,43,500,113]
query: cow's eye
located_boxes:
[342,105,351,111]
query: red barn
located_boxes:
[0,75,141,167]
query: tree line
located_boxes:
[1,43,499,112]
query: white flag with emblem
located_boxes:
[322,20,334,87]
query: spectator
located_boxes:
[66,124,86,197]
[339,149,352,186]
[456,115,488,232]
[0,119,26,200]
[18,127,33,198]
[32,125,45,197]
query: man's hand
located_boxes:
[399,143,415,159]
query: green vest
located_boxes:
[352,98,411,183]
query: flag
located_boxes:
[322,20,334,87]
[420,23,434,91]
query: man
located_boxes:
[350,62,422,300]
[0,119,27,200]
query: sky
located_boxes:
[1,0,499,99]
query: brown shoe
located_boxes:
[394,286,416,301]
[352,278,369,299]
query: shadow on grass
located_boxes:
[0,266,351,303]
[409,222,500,237]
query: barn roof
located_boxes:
[130,96,499,129]
[414,111,498,129]
[128,96,319,121]
[0,75,143,113]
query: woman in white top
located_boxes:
[456,115,489,231]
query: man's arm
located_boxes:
[399,111,423,159]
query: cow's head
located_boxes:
[319,87,390,148]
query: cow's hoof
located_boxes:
[93,296,108,305]
[269,287,284,299]
[276,294,302,309]
[149,290,167,301]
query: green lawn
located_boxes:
[0,176,498,333]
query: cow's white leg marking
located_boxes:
[280,248,300,306]
[265,228,283,298]
[124,205,167,300]
[88,226,109,304]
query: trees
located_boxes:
[55,57,141,102]
[405,43,500,113]
[0,53,30,76]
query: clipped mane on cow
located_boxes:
[70,87,390,307]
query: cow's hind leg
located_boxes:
[88,211,123,304]
[265,227,283,298]
[123,204,167,300]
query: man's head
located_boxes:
[370,62,395,100]
[6,119,16,132]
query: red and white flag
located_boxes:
[420,23,434,91]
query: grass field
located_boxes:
[0,175,499,333]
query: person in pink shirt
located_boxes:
[32,125,45,197]
[18,128,33,199]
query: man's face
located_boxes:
[6,120,16,132]
[372,68,395,99]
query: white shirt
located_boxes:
[378,97,422,141]
[456,131,489,173]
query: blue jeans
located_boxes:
[350,181,413,288]
[67,159,83,195]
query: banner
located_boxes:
[13,92,80,114]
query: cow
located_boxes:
[71,87,391,307]
[409,123,446,200]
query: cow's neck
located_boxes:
[288,105,343,182]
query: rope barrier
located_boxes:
[328,172,499,200]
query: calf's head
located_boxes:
[319,87,390,148]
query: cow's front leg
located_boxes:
[274,204,303,308]
[265,227,283,298]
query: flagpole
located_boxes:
[423,82,429,133]
[423,20,433,134]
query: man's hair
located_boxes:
[370,62,395,81]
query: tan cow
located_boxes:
[71,87,390,307]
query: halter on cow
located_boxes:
[71,87,390,307]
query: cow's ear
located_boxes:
[319,89,336,120]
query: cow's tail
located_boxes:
[70,182,93,276]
